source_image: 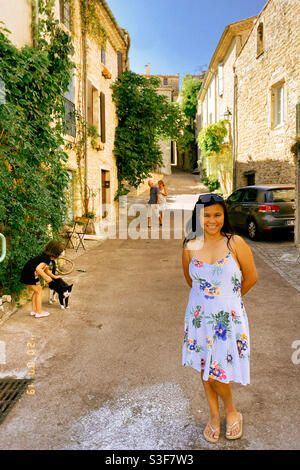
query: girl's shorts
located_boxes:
[20,272,40,286]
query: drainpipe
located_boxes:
[233,66,238,191]
[0,234,6,263]
[32,0,39,47]
[81,3,88,216]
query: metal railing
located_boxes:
[0,234,6,263]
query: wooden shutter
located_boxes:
[100,92,106,143]
[87,80,93,126]
[296,102,300,136]
[117,51,123,76]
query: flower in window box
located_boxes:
[102,66,112,79]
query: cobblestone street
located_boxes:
[247,236,300,293]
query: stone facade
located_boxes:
[234,0,300,189]
[0,0,33,48]
[196,18,256,194]
[0,0,130,232]
[58,0,130,232]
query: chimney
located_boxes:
[145,63,150,75]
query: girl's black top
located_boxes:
[20,253,52,285]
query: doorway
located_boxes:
[101,169,110,219]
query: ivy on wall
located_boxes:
[0,0,74,296]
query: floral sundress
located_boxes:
[182,241,250,386]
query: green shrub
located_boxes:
[0,3,74,297]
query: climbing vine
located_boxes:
[177,74,202,169]
[0,0,74,296]
[197,120,232,194]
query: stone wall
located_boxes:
[58,0,129,230]
[234,0,300,188]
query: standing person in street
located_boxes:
[20,240,63,318]
[147,180,160,228]
[182,194,258,443]
[158,180,168,226]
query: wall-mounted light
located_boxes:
[224,107,232,120]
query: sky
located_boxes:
[106,0,267,82]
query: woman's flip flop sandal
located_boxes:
[226,412,243,440]
[203,422,220,443]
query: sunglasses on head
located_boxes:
[197,194,224,204]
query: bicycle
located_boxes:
[56,255,74,275]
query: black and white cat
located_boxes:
[49,278,73,309]
[48,261,72,309]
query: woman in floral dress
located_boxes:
[182,194,258,443]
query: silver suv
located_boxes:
[226,185,295,240]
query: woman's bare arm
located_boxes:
[36,263,52,283]
[231,235,258,296]
[182,245,193,288]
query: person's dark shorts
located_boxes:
[20,270,40,286]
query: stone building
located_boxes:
[233,0,300,190]
[0,0,130,232]
[144,65,180,176]
[196,17,256,194]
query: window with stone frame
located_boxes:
[63,74,76,137]
[117,51,123,76]
[218,62,223,96]
[256,22,264,57]
[87,80,100,134]
[101,48,106,65]
[271,81,284,128]
[59,0,71,30]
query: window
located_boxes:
[66,170,74,221]
[266,188,295,203]
[227,189,244,203]
[100,92,106,143]
[243,188,257,202]
[296,102,300,136]
[87,80,100,133]
[63,75,76,137]
[218,62,223,96]
[101,48,106,65]
[163,78,168,86]
[257,22,264,57]
[117,51,123,76]
[243,171,255,186]
[59,0,71,30]
[271,82,284,127]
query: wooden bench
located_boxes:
[65,217,90,251]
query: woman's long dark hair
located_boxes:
[183,195,234,249]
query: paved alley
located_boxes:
[0,172,299,450]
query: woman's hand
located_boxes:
[231,235,258,295]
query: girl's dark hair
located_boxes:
[183,194,234,249]
[43,240,64,258]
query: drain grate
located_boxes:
[0,378,33,425]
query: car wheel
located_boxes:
[247,219,260,241]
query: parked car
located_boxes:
[225,185,295,240]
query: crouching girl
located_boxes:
[20,240,64,318]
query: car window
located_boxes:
[227,189,244,203]
[265,188,295,202]
[242,188,258,202]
